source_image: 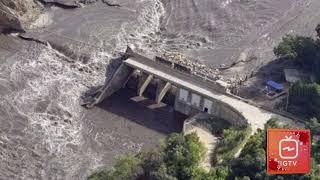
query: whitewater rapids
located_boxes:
[1,0,320,179]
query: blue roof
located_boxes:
[267,80,283,90]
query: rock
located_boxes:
[0,0,41,32]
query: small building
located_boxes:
[284,69,304,83]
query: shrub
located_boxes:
[88,155,142,180]
[230,119,320,179]
[213,126,252,164]
[274,35,318,68]
[163,133,206,180]
[316,24,320,39]
[289,82,320,118]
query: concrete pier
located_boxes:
[138,73,153,96]
[87,63,134,108]
[155,81,171,104]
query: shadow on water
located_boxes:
[96,87,186,135]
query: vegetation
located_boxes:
[289,82,320,118]
[274,35,318,68]
[162,133,206,179]
[229,119,320,180]
[316,24,320,38]
[88,155,142,180]
[229,121,273,179]
[89,119,320,180]
[89,24,320,180]
[274,26,320,81]
[88,133,227,180]
[275,25,320,170]
[307,118,320,164]
[205,116,231,135]
[274,24,320,120]
[213,127,252,164]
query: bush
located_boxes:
[88,133,208,180]
[230,119,320,179]
[213,126,252,164]
[88,118,320,180]
[316,24,320,38]
[231,128,266,178]
[273,26,320,81]
[88,155,142,180]
[307,118,320,164]
[273,35,318,68]
[228,118,279,179]
[163,133,206,180]
[289,82,320,118]
[192,166,230,180]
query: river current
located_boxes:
[1,0,320,179]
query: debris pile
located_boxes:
[161,51,221,81]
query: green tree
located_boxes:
[213,127,251,164]
[273,35,318,68]
[274,26,320,81]
[88,133,208,180]
[307,118,320,135]
[307,118,320,164]
[211,166,230,180]
[316,24,320,39]
[88,155,142,180]
[289,82,320,118]
[151,164,177,180]
[163,133,206,180]
[310,159,320,179]
[230,128,266,178]
[230,119,311,180]
[137,150,165,179]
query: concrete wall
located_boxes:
[175,88,247,126]
[182,113,213,135]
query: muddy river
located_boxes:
[1,0,320,179]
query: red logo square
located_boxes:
[267,129,311,174]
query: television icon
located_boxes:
[279,136,298,159]
[268,129,310,174]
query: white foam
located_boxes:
[115,0,165,53]
[9,46,110,175]
[4,0,167,177]
[221,0,233,8]
[31,12,53,29]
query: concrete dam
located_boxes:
[83,47,292,131]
